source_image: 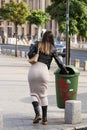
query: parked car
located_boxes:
[54,38,66,57]
[29,38,66,57]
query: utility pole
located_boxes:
[66,0,70,65]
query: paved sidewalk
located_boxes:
[0,54,87,130]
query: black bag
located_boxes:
[28,43,39,64]
[28,43,38,59]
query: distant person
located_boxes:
[13,33,16,38]
[1,31,5,44]
[28,31,68,125]
[41,29,46,38]
[0,36,2,44]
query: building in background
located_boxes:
[0,0,58,43]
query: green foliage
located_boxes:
[0,1,30,25]
[46,0,87,39]
[51,0,66,3]
[0,1,30,57]
[58,22,66,34]
[27,10,50,27]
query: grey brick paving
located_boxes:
[0,54,87,130]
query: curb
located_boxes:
[1,48,87,71]
[1,48,28,58]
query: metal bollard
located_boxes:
[0,109,3,130]
[20,51,26,58]
[6,49,11,55]
[84,61,87,71]
[74,59,80,68]
[2,49,7,54]
[11,50,15,56]
[0,47,1,54]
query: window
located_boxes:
[29,0,33,10]
[9,0,13,2]
[7,21,12,26]
[1,0,5,6]
[7,27,12,37]
[23,0,27,3]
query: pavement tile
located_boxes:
[0,54,87,130]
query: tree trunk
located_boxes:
[38,26,42,40]
[15,23,18,57]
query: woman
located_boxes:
[28,31,68,125]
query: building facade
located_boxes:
[0,0,58,42]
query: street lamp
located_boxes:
[66,0,70,65]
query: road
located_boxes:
[1,44,87,67]
[70,49,87,67]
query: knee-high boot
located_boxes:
[42,106,48,125]
[32,101,41,123]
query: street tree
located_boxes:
[0,1,30,56]
[46,0,87,39]
[46,0,87,65]
[27,10,50,39]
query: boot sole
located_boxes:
[42,121,48,125]
[33,116,41,123]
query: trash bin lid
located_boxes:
[54,65,80,76]
[66,65,80,74]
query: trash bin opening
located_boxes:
[59,67,75,74]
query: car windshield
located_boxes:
[54,38,61,44]
[56,44,64,47]
[54,38,64,46]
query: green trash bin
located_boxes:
[54,65,80,109]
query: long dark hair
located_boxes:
[39,31,54,55]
